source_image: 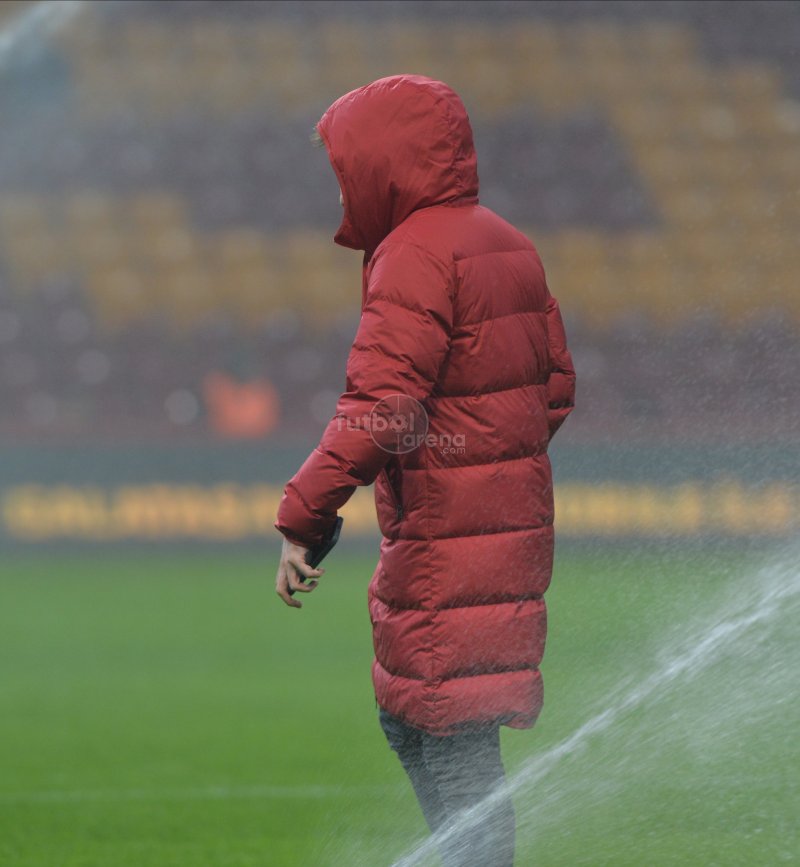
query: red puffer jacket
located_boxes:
[275,75,575,735]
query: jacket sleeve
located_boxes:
[275,242,453,547]
[545,293,576,439]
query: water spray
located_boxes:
[391,552,800,867]
[0,0,85,71]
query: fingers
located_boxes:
[275,559,325,609]
[276,564,302,608]
[287,555,324,589]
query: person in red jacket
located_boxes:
[275,75,575,867]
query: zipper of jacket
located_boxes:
[381,466,404,521]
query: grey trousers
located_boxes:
[379,707,516,867]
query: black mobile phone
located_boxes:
[288,516,343,595]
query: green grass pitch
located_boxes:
[0,544,796,866]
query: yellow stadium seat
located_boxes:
[444,26,521,115]
[609,102,678,146]
[571,21,628,62]
[182,21,252,113]
[215,228,269,267]
[763,263,799,322]
[731,101,789,140]
[149,262,218,330]
[723,63,781,106]
[0,233,70,291]
[623,262,696,326]
[719,186,783,227]
[0,196,51,284]
[123,21,173,61]
[85,265,149,330]
[388,24,452,84]
[64,192,118,228]
[318,23,380,94]
[62,195,130,275]
[667,230,736,269]
[208,230,287,324]
[249,22,299,70]
[658,63,716,102]
[759,143,800,183]
[127,193,187,230]
[72,229,129,271]
[634,145,696,190]
[281,230,359,328]
[771,188,800,228]
[634,22,698,64]
[658,185,720,228]
[197,59,250,113]
[690,144,759,187]
[187,20,237,61]
[219,262,276,324]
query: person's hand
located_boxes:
[275,536,325,609]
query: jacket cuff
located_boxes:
[274,481,336,549]
[273,522,315,549]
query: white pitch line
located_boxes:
[0,783,398,806]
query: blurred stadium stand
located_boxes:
[0,0,798,446]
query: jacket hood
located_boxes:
[316,74,479,256]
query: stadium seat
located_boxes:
[3,3,796,444]
[0,197,69,290]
